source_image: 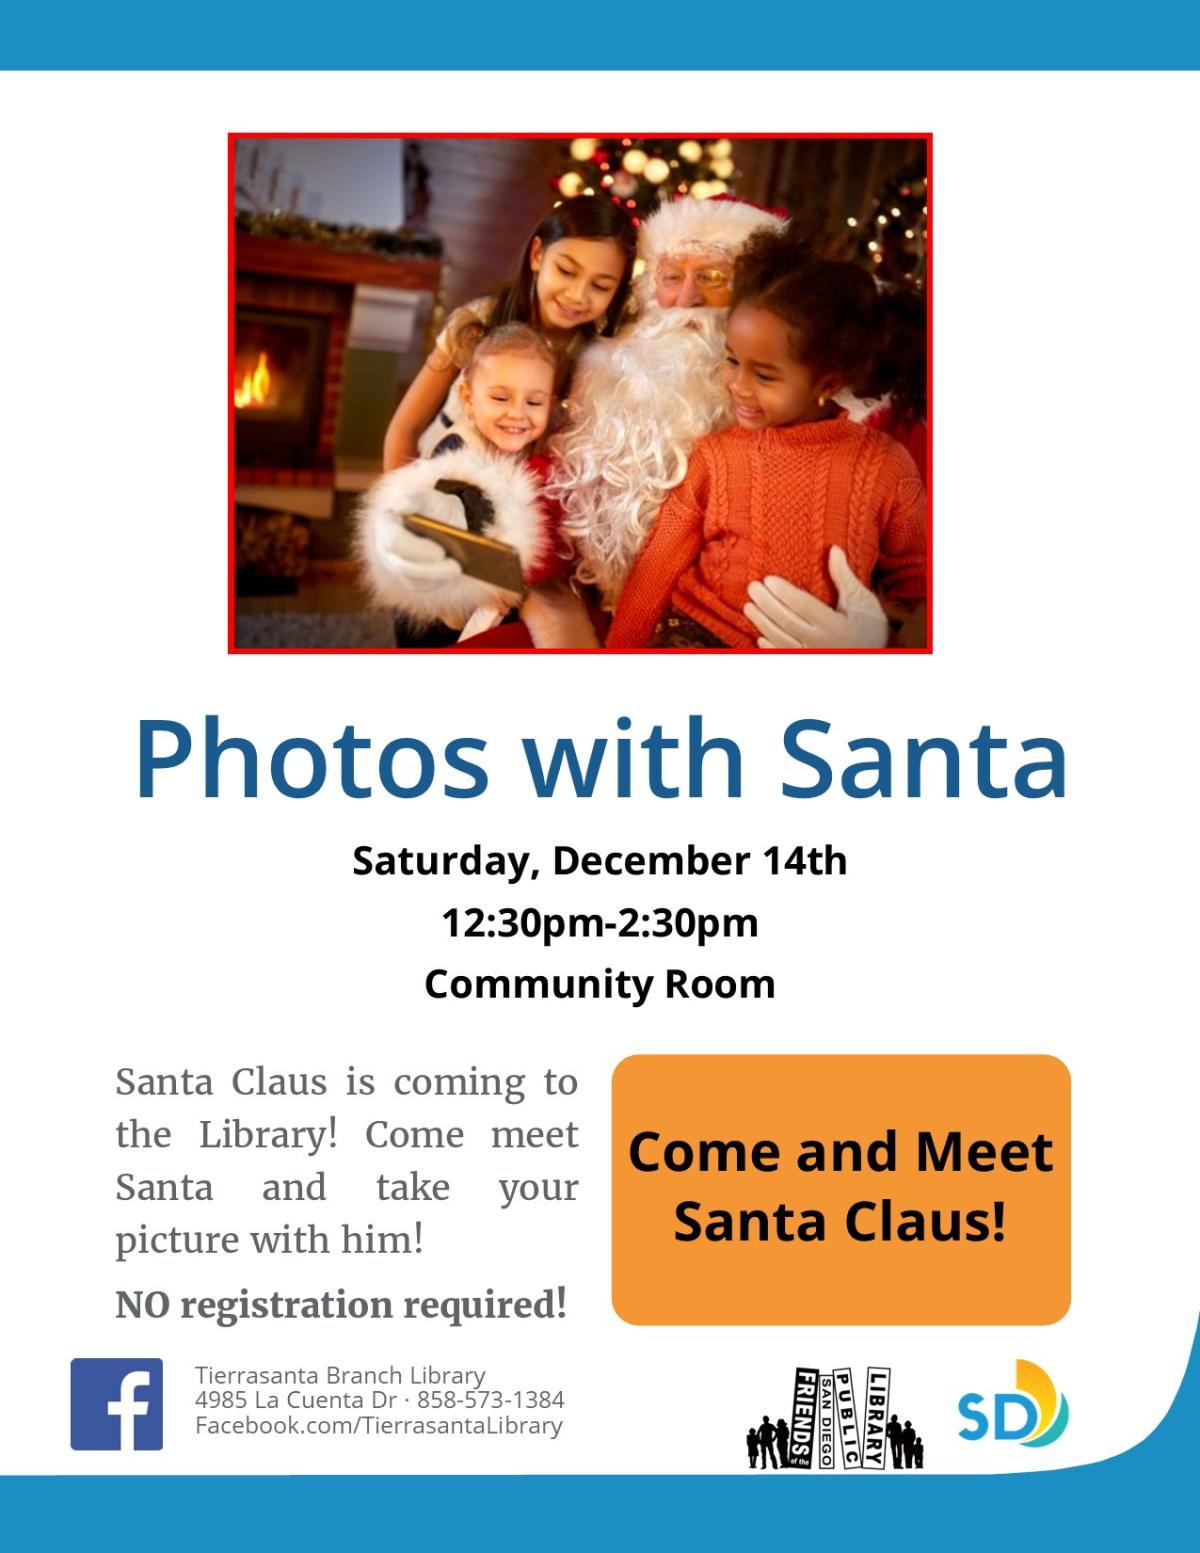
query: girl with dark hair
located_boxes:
[607,225,927,649]
[383,197,637,469]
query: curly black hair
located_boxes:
[732,226,926,420]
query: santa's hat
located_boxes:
[638,195,787,270]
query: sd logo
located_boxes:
[959,1359,1069,1447]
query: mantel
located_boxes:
[235,233,442,292]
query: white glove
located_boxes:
[374,486,465,592]
[745,546,889,649]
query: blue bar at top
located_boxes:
[4,0,1200,69]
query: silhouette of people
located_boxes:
[758,1415,778,1469]
[887,1413,903,1468]
[914,1436,924,1469]
[746,1427,759,1469]
[775,1418,790,1468]
[901,1420,916,1468]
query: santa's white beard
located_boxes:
[547,305,732,609]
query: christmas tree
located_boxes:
[844,160,928,290]
[552,137,741,223]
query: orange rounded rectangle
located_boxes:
[612,1055,1070,1325]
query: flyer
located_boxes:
[3,16,1197,1549]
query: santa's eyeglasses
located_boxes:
[655,265,733,293]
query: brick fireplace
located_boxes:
[233,271,348,490]
[232,232,442,518]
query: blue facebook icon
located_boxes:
[71,1359,163,1451]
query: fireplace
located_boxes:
[232,230,442,530]
[233,309,330,453]
[232,269,353,495]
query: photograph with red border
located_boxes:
[230,134,931,654]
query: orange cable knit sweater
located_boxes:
[606,413,927,649]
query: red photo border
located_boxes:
[227,132,932,656]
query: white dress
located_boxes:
[415,296,493,459]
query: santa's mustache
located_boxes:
[631,302,730,352]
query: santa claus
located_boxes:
[357,195,890,649]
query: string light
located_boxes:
[846,157,927,290]
[553,136,744,221]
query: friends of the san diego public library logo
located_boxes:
[70,1359,163,1451]
[744,1365,923,1470]
[958,1359,1069,1448]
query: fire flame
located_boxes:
[234,351,271,409]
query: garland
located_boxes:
[235,208,443,260]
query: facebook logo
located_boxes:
[71,1359,163,1451]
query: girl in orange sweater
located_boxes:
[607,228,927,650]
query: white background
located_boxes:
[1,71,1196,1477]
